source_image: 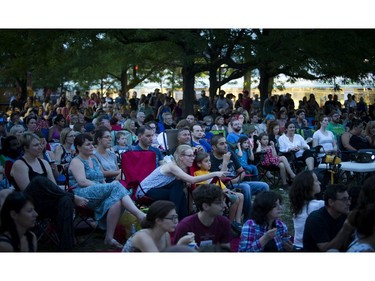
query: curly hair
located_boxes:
[251,191,282,226]
[289,170,316,217]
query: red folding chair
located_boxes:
[119,150,157,208]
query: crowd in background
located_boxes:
[1,87,375,252]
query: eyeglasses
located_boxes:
[149,126,156,129]
[164,215,179,222]
[335,197,351,203]
[182,154,195,158]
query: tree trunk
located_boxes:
[208,68,219,99]
[120,68,128,95]
[181,63,195,117]
[258,68,274,110]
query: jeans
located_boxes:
[242,164,259,181]
[145,179,188,220]
[230,181,269,221]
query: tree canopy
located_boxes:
[1,29,375,115]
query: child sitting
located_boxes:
[255,132,296,190]
[193,151,244,233]
[235,136,259,181]
[113,131,132,163]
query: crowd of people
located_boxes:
[0,88,374,252]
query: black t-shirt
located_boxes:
[303,207,347,252]
[209,152,242,177]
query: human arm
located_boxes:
[269,141,278,157]
[316,219,355,252]
[10,160,31,191]
[69,158,97,187]
[239,220,275,252]
[236,143,243,157]
[341,132,357,151]
[166,163,226,184]
[54,145,63,165]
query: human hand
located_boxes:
[264,228,277,240]
[223,152,231,163]
[270,141,274,147]
[177,232,195,245]
[282,234,293,251]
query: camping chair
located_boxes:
[119,150,157,209]
[61,165,98,246]
[254,152,281,188]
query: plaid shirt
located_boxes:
[239,219,288,252]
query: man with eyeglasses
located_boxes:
[173,184,232,249]
[303,184,355,252]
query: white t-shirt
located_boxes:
[293,199,325,248]
[312,129,335,157]
[278,133,309,158]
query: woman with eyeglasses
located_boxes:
[93,126,121,183]
[122,200,194,252]
[135,144,227,220]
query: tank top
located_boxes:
[10,157,48,191]
[0,232,35,252]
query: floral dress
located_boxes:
[261,147,280,166]
[68,156,130,228]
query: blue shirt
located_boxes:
[192,139,212,153]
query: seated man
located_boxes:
[190,124,212,153]
[133,125,164,167]
[210,134,269,221]
[303,184,355,252]
[173,184,232,249]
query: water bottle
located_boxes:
[130,223,137,236]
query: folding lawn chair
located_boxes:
[119,150,157,208]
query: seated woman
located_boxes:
[122,200,194,252]
[93,126,121,182]
[278,121,316,171]
[0,191,38,252]
[341,118,371,151]
[312,115,338,161]
[48,114,66,143]
[68,133,146,249]
[54,127,76,167]
[9,133,88,251]
[135,144,227,220]
[289,170,324,250]
[238,191,293,252]
[364,120,375,148]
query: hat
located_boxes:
[242,124,256,135]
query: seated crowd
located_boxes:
[0,90,375,252]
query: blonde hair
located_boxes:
[173,144,193,167]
